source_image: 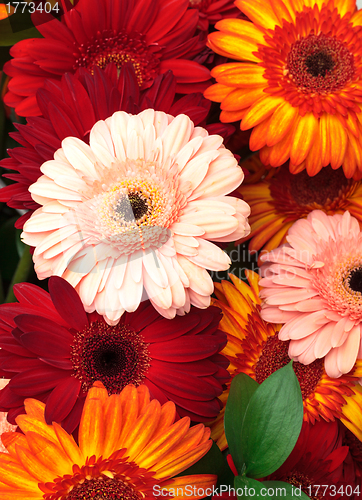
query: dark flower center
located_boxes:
[288,166,349,207]
[255,335,324,400]
[305,51,334,77]
[349,268,362,293]
[74,29,161,87]
[67,477,141,500]
[71,321,150,394]
[287,33,355,93]
[115,193,150,222]
[283,471,320,500]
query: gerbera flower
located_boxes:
[208,271,362,451]
[260,210,362,378]
[0,276,229,432]
[0,64,224,229]
[0,381,216,499]
[3,0,211,117]
[266,420,352,498]
[237,161,362,254]
[205,0,362,178]
[20,109,250,322]
[188,0,241,32]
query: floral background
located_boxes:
[0,0,362,499]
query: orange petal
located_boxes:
[203,83,233,103]
[328,115,347,169]
[222,87,266,112]
[0,458,39,492]
[160,474,217,500]
[15,445,55,483]
[52,422,84,466]
[249,115,272,150]
[155,441,212,478]
[216,64,266,88]
[78,397,105,459]
[220,108,247,122]
[290,113,319,165]
[234,0,280,29]
[319,113,331,167]
[260,122,295,166]
[305,131,323,176]
[241,96,285,130]
[207,32,261,63]
[117,385,140,446]
[266,101,299,146]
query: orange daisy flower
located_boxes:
[205,0,362,178]
[209,271,362,451]
[237,158,362,254]
[0,381,216,499]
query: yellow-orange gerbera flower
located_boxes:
[237,157,362,254]
[205,0,362,178]
[0,381,216,499]
[209,271,362,451]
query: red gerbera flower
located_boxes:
[0,277,229,433]
[266,420,354,499]
[3,0,211,117]
[0,64,218,229]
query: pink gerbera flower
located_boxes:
[21,109,250,323]
[260,210,362,378]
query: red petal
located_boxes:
[48,276,88,331]
[44,378,81,425]
[9,367,70,396]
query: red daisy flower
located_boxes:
[266,420,354,499]
[0,64,219,229]
[0,276,229,433]
[3,0,211,117]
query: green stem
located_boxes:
[5,246,33,303]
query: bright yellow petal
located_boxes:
[340,384,362,441]
[241,96,285,130]
[154,441,212,479]
[215,19,266,45]
[290,113,319,165]
[234,0,280,29]
[0,458,39,492]
[207,31,262,63]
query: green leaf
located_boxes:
[224,373,259,474]
[234,475,270,500]
[0,10,42,46]
[240,362,303,478]
[262,481,310,500]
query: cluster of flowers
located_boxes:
[0,0,362,497]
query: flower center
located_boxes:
[288,166,349,207]
[74,29,161,87]
[71,321,150,394]
[255,335,324,400]
[114,192,150,222]
[348,268,362,293]
[286,33,354,93]
[66,477,141,500]
[283,471,319,500]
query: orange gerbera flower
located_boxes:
[0,382,216,499]
[237,157,362,254]
[205,0,362,178]
[209,271,362,451]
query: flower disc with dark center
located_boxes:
[71,321,150,394]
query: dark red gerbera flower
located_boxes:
[188,0,242,32]
[266,420,354,499]
[0,277,229,434]
[3,0,211,117]
[0,63,223,229]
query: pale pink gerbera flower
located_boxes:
[21,109,250,324]
[259,210,362,379]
